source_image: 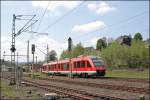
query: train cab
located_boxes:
[89,56,106,76]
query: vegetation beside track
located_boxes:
[60,35,149,69]
[28,69,149,79]
[106,69,149,79]
[0,79,43,99]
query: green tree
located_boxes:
[134,32,143,41]
[71,42,84,57]
[60,42,84,59]
[121,35,132,46]
[96,39,107,50]
[47,50,57,61]
[127,40,148,68]
[101,40,149,69]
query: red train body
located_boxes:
[42,56,106,77]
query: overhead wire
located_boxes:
[30,1,85,54]
[36,1,51,31]
[29,1,148,58]
[72,10,148,42]
[42,1,85,32]
[61,10,148,48]
[28,1,58,41]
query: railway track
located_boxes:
[23,79,127,100]
[48,76,149,84]
[1,71,149,83]
[1,72,149,100]
[32,77,149,95]
[95,76,149,84]
[2,77,127,100]
[1,72,149,95]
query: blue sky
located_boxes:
[1,1,149,62]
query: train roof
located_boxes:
[43,55,102,66]
[57,59,69,63]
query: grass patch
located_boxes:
[25,70,149,79]
[1,79,43,99]
[1,80,26,98]
[106,69,149,79]
[25,72,47,78]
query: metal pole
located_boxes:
[10,14,16,85]
[16,52,19,89]
[36,56,37,64]
[47,44,48,63]
[3,51,5,63]
[36,56,37,72]
[2,51,6,72]
[27,40,29,72]
[68,37,72,78]
[32,52,34,78]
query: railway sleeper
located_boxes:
[34,76,149,95]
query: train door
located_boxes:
[81,60,85,72]
[63,63,69,75]
[73,61,77,75]
[76,61,80,73]
[86,60,92,74]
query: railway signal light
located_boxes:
[10,45,16,52]
[68,37,72,51]
[2,59,4,63]
[32,44,35,54]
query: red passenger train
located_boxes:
[42,56,106,77]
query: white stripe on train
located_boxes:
[42,71,96,74]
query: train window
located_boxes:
[63,63,68,70]
[87,61,91,68]
[51,65,52,70]
[54,64,56,70]
[61,64,63,70]
[48,65,51,70]
[58,64,60,69]
[63,63,66,70]
[81,61,85,68]
[59,64,61,70]
[53,65,54,70]
[77,61,80,68]
[53,65,55,70]
[50,65,52,70]
[67,63,69,70]
[51,65,53,70]
[74,62,76,68]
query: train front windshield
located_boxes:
[91,57,104,67]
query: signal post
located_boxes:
[68,37,72,78]
[31,44,35,78]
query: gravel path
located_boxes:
[44,76,149,89]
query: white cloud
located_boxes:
[90,37,101,46]
[88,2,116,15]
[2,36,7,43]
[1,36,27,62]
[72,20,106,33]
[32,1,81,15]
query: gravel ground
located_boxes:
[26,77,150,100]
[1,71,149,88]
[0,78,74,100]
[1,72,149,100]
[47,76,149,89]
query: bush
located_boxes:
[101,40,149,69]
